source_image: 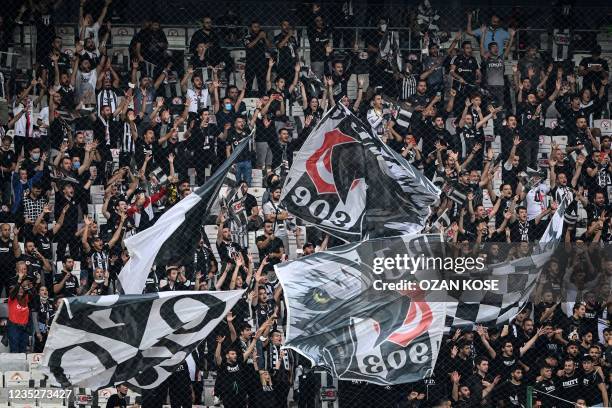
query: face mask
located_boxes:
[225,103,233,111]
[95,278,105,284]
[31,153,40,161]
[73,162,81,170]
[40,295,48,302]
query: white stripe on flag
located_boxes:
[119,192,202,294]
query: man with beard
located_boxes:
[274,20,299,82]
[494,366,526,407]
[567,116,601,157]
[95,61,121,117]
[54,182,84,258]
[555,359,581,404]
[41,36,71,87]
[535,291,565,326]
[307,15,332,79]
[181,71,219,116]
[130,61,165,122]
[450,371,478,408]
[189,108,222,184]
[215,324,265,408]
[53,256,79,297]
[556,92,607,135]
[450,41,481,112]
[517,91,548,170]
[582,152,611,204]
[92,104,120,164]
[243,21,272,97]
[70,41,105,103]
[479,328,544,378]
[105,383,128,408]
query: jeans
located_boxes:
[8,322,29,353]
[235,160,252,186]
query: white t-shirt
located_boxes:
[263,200,289,237]
[13,102,34,138]
[185,87,210,113]
[37,107,49,136]
[81,22,101,48]
[76,69,98,101]
[525,183,550,221]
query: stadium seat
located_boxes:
[594,118,612,136]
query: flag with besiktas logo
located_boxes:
[280,105,440,242]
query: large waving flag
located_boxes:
[276,234,447,385]
[281,105,440,242]
[118,138,250,294]
[444,197,567,329]
[42,290,243,390]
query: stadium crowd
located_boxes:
[0,0,611,407]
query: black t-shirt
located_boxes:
[30,295,54,333]
[19,253,44,282]
[189,124,220,159]
[491,352,519,379]
[34,232,54,261]
[227,130,251,162]
[0,149,16,182]
[451,54,479,84]
[534,379,558,407]
[495,380,526,407]
[217,361,249,405]
[54,271,79,297]
[555,373,581,404]
[307,27,332,62]
[255,234,284,259]
[579,56,609,89]
[254,118,276,143]
[243,32,266,64]
[105,394,127,408]
[509,219,537,242]
[216,240,242,265]
[581,370,604,406]
[274,32,299,68]
[451,356,474,380]
[0,237,15,276]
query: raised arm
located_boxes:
[96,0,112,26]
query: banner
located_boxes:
[118,138,249,294]
[41,291,243,390]
[281,105,440,242]
[276,234,446,385]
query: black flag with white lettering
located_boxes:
[281,105,440,242]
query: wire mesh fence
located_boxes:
[0,0,610,407]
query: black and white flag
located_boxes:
[281,105,440,242]
[41,290,243,390]
[444,197,567,329]
[119,138,250,294]
[276,234,447,385]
